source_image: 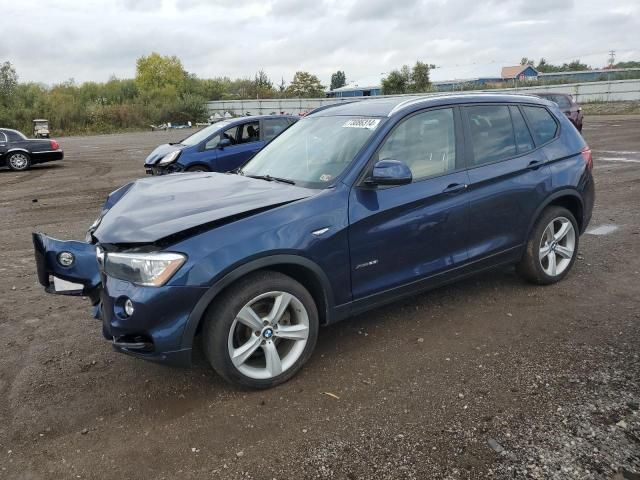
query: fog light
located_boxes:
[124,298,135,317]
[58,251,75,267]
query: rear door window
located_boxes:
[510,106,534,154]
[263,118,291,141]
[522,106,558,145]
[4,130,24,142]
[465,105,517,166]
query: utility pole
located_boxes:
[608,50,616,68]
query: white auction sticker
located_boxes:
[342,118,380,129]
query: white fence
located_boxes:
[206,79,640,117]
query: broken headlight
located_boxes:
[85,214,103,242]
[158,150,181,166]
[104,252,186,287]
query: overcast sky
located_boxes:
[1,0,638,86]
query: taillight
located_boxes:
[50,139,60,150]
[581,146,593,171]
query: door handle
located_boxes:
[442,183,468,194]
[527,160,543,170]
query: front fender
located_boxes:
[178,254,335,352]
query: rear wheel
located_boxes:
[202,271,319,389]
[517,206,579,285]
[7,152,31,171]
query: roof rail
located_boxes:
[387,91,544,116]
[387,94,439,116]
[306,100,360,116]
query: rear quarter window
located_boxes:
[4,130,24,142]
[522,106,558,145]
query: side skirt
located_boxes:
[329,245,523,324]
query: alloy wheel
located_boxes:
[538,216,576,277]
[227,291,310,380]
[9,153,29,170]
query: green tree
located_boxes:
[382,61,432,94]
[410,61,432,93]
[330,70,346,90]
[287,71,325,97]
[520,57,534,66]
[613,60,640,69]
[381,67,410,95]
[254,69,274,98]
[536,58,590,73]
[278,77,287,94]
[562,60,590,71]
[0,61,18,100]
[135,52,186,93]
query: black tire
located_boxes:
[516,206,579,285]
[186,165,209,173]
[7,152,32,171]
[202,270,319,389]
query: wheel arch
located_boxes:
[184,163,211,172]
[6,148,31,156]
[527,189,585,240]
[179,255,335,352]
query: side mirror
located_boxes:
[218,138,232,149]
[366,160,412,186]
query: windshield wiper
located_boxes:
[246,174,295,185]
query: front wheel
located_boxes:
[186,165,209,173]
[202,271,319,389]
[517,206,579,285]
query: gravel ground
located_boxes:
[0,117,638,479]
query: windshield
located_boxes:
[241,116,381,188]
[179,121,232,146]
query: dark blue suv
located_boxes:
[144,115,298,174]
[33,94,594,389]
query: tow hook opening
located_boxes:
[112,335,154,353]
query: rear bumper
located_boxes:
[33,150,64,164]
[580,173,595,233]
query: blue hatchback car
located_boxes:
[144,114,298,174]
[34,94,594,389]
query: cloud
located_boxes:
[0,0,637,87]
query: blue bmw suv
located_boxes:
[144,114,298,174]
[34,94,594,388]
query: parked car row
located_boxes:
[33,93,594,389]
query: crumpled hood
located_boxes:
[93,173,313,244]
[144,143,186,166]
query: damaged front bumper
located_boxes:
[144,163,184,176]
[32,233,201,367]
[32,232,102,303]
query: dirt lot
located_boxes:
[0,118,639,480]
